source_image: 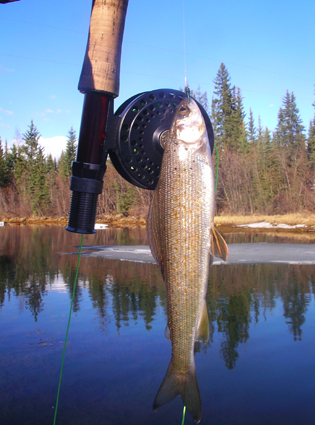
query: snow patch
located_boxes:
[237,222,308,229]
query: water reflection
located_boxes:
[1,226,315,347]
[1,225,315,424]
[206,264,315,368]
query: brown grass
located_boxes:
[2,212,315,230]
[214,213,315,227]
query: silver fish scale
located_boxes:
[149,138,214,373]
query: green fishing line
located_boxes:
[53,233,84,425]
[181,406,186,425]
[185,86,190,102]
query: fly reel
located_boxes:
[107,88,214,190]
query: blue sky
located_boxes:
[1,0,314,159]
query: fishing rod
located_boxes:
[0,1,21,4]
[66,0,214,235]
[66,0,129,234]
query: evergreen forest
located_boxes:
[0,63,314,219]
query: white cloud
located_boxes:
[39,136,67,161]
[0,107,13,115]
[269,104,274,107]
[45,109,55,113]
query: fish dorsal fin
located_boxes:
[196,301,209,343]
[211,227,229,261]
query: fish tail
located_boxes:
[153,362,201,423]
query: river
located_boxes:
[1,225,315,424]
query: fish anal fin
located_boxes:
[153,362,202,423]
[211,227,229,261]
[196,301,209,343]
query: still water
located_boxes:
[1,225,315,425]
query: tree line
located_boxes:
[195,63,315,214]
[0,62,314,218]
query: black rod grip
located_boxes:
[66,161,106,234]
[66,191,99,234]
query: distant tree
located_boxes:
[248,108,257,144]
[0,138,8,187]
[273,91,305,149]
[7,143,26,185]
[307,118,315,167]
[22,121,43,164]
[59,127,77,178]
[231,86,247,152]
[211,63,235,150]
[45,153,57,204]
[21,121,50,215]
[211,64,247,152]
[270,92,310,211]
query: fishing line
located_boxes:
[181,405,187,425]
[182,0,189,96]
[53,233,84,425]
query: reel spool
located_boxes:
[108,88,214,190]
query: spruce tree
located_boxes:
[272,91,307,210]
[211,63,235,150]
[8,143,27,186]
[231,87,247,152]
[0,138,7,187]
[248,108,257,144]
[22,120,43,165]
[273,90,305,148]
[307,117,315,167]
[59,127,77,178]
[21,121,49,215]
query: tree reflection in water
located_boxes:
[0,225,315,367]
[1,225,315,425]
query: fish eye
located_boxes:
[178,105,190,116]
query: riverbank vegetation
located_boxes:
[0,63,314,222]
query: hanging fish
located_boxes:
[147,97,228,423]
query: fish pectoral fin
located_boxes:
[153,362,202,423]
[196,301,209,343]
[165,324,171,340]
[211,227,229,261]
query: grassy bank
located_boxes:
[1,213,314,230]
[214,213,315,227]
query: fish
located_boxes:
[147,97,228,423]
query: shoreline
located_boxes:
[1,213,314,233]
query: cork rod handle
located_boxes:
[78,0,129,97]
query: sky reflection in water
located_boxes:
[0,225,315,425]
